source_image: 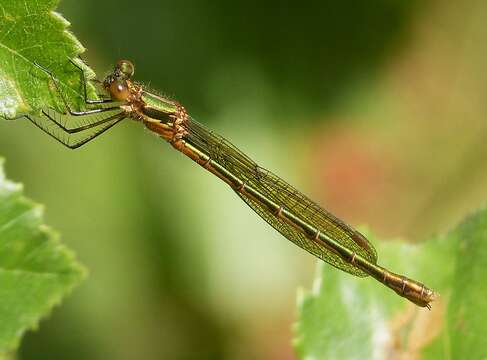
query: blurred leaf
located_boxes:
[294,228,458,359]
[0,159,86,355]
[446,208,487,359]
[0,0,96,119]
[0,353,14,360]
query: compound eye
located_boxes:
[117,60,134,79]
[109,80,130,101]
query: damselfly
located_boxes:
[21,60,436,308]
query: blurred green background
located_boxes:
[1,0,487,359]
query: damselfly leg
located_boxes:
[22,60,127,148]
[33,61,120,116]
[69,58,114,105]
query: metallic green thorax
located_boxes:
[140,90,179,121]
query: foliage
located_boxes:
[0,160,86,356]
[0,0,96,120]
[294,209,487,359]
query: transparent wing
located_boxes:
[186,118,377,277]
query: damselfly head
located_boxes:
[103,60,135,101]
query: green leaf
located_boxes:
[0,159,86,355]
[294,227,459,359]
[0,0,96,119]
[446,208,487,359]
